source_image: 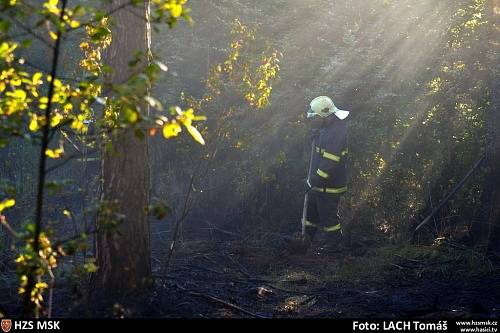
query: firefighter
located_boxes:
[303,96,349,252]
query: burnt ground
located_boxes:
[2,235,500,319]
[90,238,500,319]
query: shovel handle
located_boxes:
[301,137,316,237]
[301,192,309,236]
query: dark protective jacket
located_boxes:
[309,115,348,194]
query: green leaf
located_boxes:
[0,20,11,33]
[83,260,98,273]
[89,26,110,42]
[73,5,86,17]
[124,108,139,123]
[45,181,63,194]
[134,128,145,140]
[3,185,16,197]
[22,39,32,48]
[150,202,171,220]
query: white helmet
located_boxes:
[308,96,350,120]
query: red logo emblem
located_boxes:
[1,319,11,333]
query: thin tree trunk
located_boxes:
[22,0,68,317]
[96,0,152,294]
[473,0,500,251]
[484,62,500,251]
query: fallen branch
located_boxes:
[163,172,196,274]
[393,254,424,263]
[179,263,223,275]
[390,263,406,270]
[235,276,319,296]
[172,283,268,318]
[225,254,252,278]
[265,283,308,295]
[413,152,487,237]
[188,290,269,318]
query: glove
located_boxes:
[309,172,325,189]
[309,128,320,141]
[304,179,312,192]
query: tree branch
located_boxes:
[21,0,68,318]
[6,15,54,50]
[413,150,489,238]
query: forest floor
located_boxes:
[119,238,500,319]
[2,236,500,318]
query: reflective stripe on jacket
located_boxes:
[309,116,348,193]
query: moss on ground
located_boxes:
[264,242,497,289]
[332,242,496,283]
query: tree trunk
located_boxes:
[96,0,152,294]
[484,56,500,251]
[473,0,500,251]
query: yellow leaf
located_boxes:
[35,282,48,289]
[53,78,62,88]
[69,20,80,29]
[170,4,183,18]
[29,114,39,132]
[10,77,21,86]
[79,41,89,50]
[49,31,58,41]
[71,116,87,133]
[32,72,43,85]
[51,113,63,127]
[45,148,64,159]
[186,125,205,145]
[63,103,73,112]
[162,123,181,138]
[0,198,15,212]
[6,89,26,100]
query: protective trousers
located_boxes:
[304,191,342,241]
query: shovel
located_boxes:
[287,137,316,254]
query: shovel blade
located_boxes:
[286,232,312,255]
